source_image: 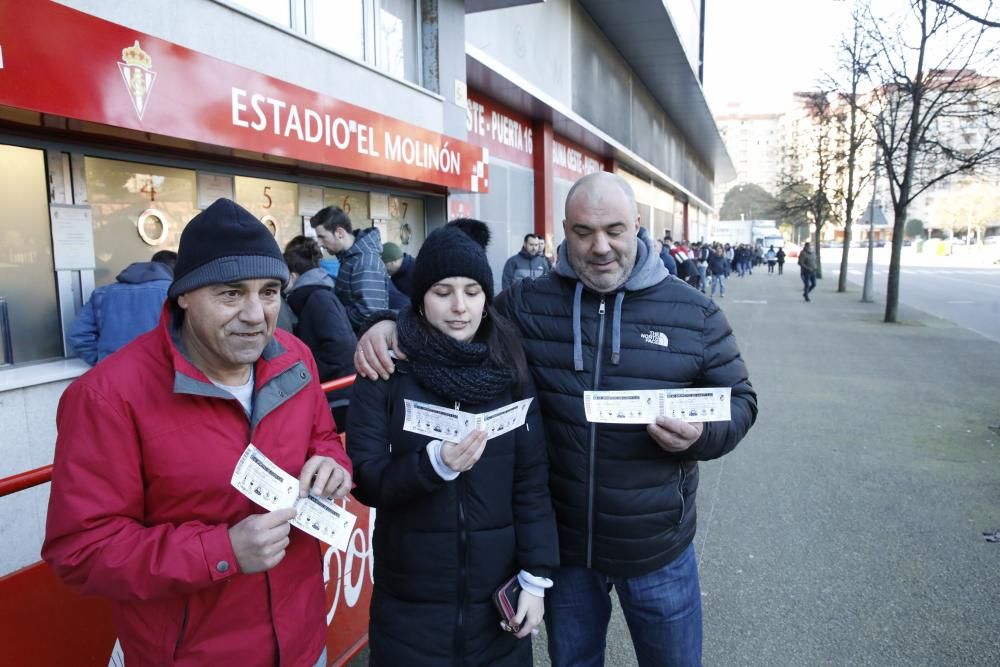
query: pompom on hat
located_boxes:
[409,218,494,306]
[168,198,289,299]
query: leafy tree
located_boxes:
[864,0,1000,322]
[719,183,777,221]
[905,217,926,238]
[929,180,1000,241]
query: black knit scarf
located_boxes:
[397,307,513,405]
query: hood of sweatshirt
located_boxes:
[553,227,668,370]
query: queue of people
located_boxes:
[45,174,757,666]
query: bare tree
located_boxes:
[773,91,840,279]
[831,2,878,293]
[931,0,1000,28]
[865,0,1000,322]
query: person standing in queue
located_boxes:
[43,198,352,666]
[353,173,757,667]
[347,219,558,667]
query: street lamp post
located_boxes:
[861,151,878,303]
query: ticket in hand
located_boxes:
[583,388,731,424]
[403,397,533,442]
[230,444,357,552]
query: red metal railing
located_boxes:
[0,374,358,499]
[0,372,365,667]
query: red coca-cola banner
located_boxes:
[0,1,488,193]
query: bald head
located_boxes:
[565,172,639,223]
[562,172,641,293]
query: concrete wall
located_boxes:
[0,379,69,575]
[466,0,715,204]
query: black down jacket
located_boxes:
[496,227,757,578]
[285,269,356,410]
[347,366,558,667]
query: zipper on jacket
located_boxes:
[676,465,687,525]
[454,479,470,663]
[453,401,469,664]
[586,296,607,568]
[172,600,189,660]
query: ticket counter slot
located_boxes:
[57,270,94,359]
[0,297,13,366]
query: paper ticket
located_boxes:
[403,397,533,442]
[583,388,731,423]
[231,444,357,552]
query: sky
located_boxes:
[702,0,1000,115]
[702,0,855,114]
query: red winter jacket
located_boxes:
[42,308,352,666]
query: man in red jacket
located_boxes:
[43,198,353,666]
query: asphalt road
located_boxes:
[832,247,1000,343]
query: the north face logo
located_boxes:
[640,330,669,348]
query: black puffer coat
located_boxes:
[496,227,757,577]
[285,269,356,410]
[347,367,558,667]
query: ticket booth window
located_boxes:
[234,177,300,251]
[0,145,62,365]
[85,158,198,287]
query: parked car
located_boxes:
[784,242,801,258]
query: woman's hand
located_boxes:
[440,430,487,473]
[511,590,544,639]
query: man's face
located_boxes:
[315,226,345,255]
[563,184,639,293]
[177,279,282,379]
[384,258,403,275]
[523,237,536,254]
[531,238,545,256]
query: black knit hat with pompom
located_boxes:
[410,218,494,306]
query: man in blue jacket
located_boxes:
[68,250,176,365]
[355,172,757,667]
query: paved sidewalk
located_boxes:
[692,269,1000,666]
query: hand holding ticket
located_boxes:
[403,398,533,442]
[230,444,357,552]
[583,388,731,424]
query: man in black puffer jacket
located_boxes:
[355,172,757,667]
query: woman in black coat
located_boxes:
[348,219,558,667]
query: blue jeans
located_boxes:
[710,274,725,297]
[545,544,703,667]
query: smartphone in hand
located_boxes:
[493,575,522,633]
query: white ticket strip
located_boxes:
[583,388,731,424]
[231,444,357,552]
[403,397,533,442]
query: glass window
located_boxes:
[377,0,419,84]
[85,157,198,287]
[324,187,371,226]
[385,195,424,253]
[310,0,365,62]
[227,0,293,27]
[234,177,300,251]
[0,145,62,365]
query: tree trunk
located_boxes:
[813,224,823,279]
[839,207,854,292]
[884,202,908,322]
